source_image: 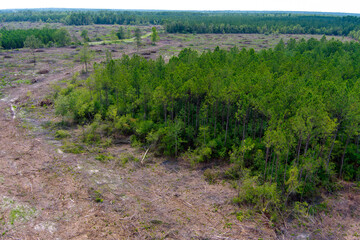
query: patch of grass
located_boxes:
[235,210,252,222]
[40,121,53,129]
[1,197,37,226]
[9,206,36,225]
[99,137,112,148]
[95,153,114,162]
[61,141,84,154]
[93,190,103,203]
[116,153,137,167]
[54,130,71,139]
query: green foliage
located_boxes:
[54,130,71,139]
[292,201,313,224]
[77,43,93,73]
[93,190,103,203]
[308,201,329,215]
[53,28,71,47]
[234,174,280,214]
[151,27,159,45]
[82,114,103,144]
[285,165,301,197]
[61,141,84,154]
[134,28,141,49]
[24,35,42,66]
[0,26,72,49]
[135,120,154,141]
[24,35,41,50]
[9,206,36,225]
[54,39,360,211]
[116,26,126,39]
[185,146,213,165]
[0,27,57,49]
[203,168,219,184]
[2,10,360,38]
[235,210,252,222]
[229,138,255,168]
[95,153,114,162]
[80,29,89,42]
[117,152,137,166]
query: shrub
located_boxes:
[95,153,114,162]
[233,174,281,214]
[114,114,136,135]
[54,130,71,139]
[203,168,219,184]
[61,141,84,154]
[185,146,212,166]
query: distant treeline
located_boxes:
[164,15,360,36]
[0,10,168,25]
[0,27,71,49]
[1,10,360,39]
[0,10,66,23]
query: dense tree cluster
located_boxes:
[0,27,71,49]
[55,38,360,208]
[0,10,167,25]
[0,9,67,23]
[164,15,360,35]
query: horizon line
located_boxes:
[0,8,359,15]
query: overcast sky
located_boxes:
[1,0,360,14]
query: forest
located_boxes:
[2,10,360,39]
[54,37,360,215]
[0,27,71,49]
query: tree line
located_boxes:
[55,38,360,213]
[0,27,71,49]
[164,15,360,35]
[2,10,360,38]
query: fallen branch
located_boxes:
[140,147,150,165]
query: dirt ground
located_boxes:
[0,30,359,240]
[0,98,269,239]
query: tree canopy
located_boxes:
[55,38,360,210]
[0,27,71,49]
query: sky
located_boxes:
[1,0,360,14]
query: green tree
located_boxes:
[134,28,141,50]
[116,26,126,39]
[24,35,41,66]
[54,28,71,47]
[151,26,159,45]
[80,29,89,42]
[77,43,93,73]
